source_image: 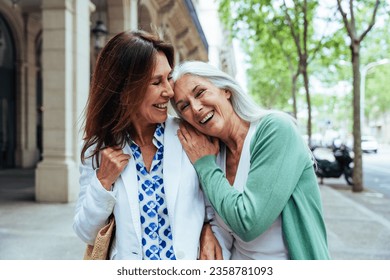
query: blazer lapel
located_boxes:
[121,144,142,242]
[163,117,182,230]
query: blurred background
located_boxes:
[0,0,390,260]
[1,0,389,200]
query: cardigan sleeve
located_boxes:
[194,113,313,242]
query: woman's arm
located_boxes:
[184,113,312,242]
[73,146,128,244]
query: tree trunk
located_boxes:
[351,43,363,192]
[302,68,312,145]
[291,71,299,119]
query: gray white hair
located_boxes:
[171,61,269,122]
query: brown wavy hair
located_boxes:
[81,30,174,165]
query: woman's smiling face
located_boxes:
[173,74,233,137]
[134,51,174,126]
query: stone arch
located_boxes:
[0,2,24,168]
[0,4,24,63]
[0,4,28,169]
[0,12,16,168]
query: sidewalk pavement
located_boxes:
[0,168,389,260]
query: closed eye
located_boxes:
[195,89,205,98]
[152,74,173,86]
[179,102,190,112]
[151,79,161,85]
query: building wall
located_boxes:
[0,1,42,169]
[0,0,228,202]
[197,0,236,77]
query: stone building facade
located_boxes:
[0,0,229,202]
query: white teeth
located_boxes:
[200,112,214,124]
[154,103,168,109]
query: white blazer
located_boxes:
[73,116,205,260]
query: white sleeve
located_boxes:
[73,149,117,245]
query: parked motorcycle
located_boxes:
[311,145,354,185]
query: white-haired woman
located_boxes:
[171,61,330,260]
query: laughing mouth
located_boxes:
[154,103,168,109]
[200,111,214,124]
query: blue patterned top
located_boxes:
[129,123,176,260]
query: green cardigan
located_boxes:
[194,113,330,260]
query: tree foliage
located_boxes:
[217,0,345,143]
[366,64,390,119]
[218,0,299,110]
[361,20,390,119]
[217,1,389,193]
[245,43,293,111]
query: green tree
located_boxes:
[361,22,390,123]
[245,42,293,111]
[365,64,390,120]
[219,1,298,112]
[218,0,339,144]
[336,0,381,192]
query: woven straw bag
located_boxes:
[83,215,115,260]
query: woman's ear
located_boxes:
[223,89,231,99]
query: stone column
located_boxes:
[35,0,90,202]
[15,13,40,168]
[107,0,128,37]
[129,0,138,30]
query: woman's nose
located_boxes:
[191,99,203,112]
[162,81,174,98]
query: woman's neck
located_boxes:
[130,123,157,146]
[221,116,250,154]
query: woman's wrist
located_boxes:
[193,154,216,167]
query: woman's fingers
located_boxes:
[118,153,131,163]
[198,223,223,260]
[177,122,220,164]
[214,243,223,260]
[98,146,130,190]
[178,122,192,142]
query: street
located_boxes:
[363,144,390,198]
[314,144,390,198]
[1,159,390,260]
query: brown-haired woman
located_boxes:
[73,30,220,260]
